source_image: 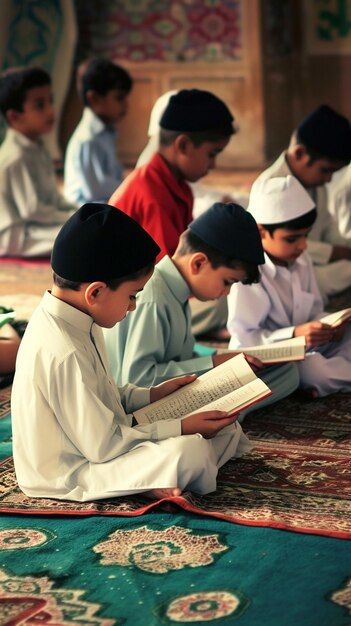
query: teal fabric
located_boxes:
[0,513,349,625]
[0,414,12,461]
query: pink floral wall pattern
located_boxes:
[75,0,243,62]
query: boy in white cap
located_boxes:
[11,203,251,503]
[255,105,351,302]
[227,176,351,398]
[105,202,299,415]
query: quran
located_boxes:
[218,336,306,364]
[319,308,351,328]
[133,353,272,425]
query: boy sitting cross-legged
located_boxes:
[11,203,252,503]
[0,66,77,257]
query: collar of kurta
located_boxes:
[7,127,44,149]
[155,255,191,304]
[263,250,309,277]
[81,107,115,135]
[148,152,193,204]
[42,290,94,333]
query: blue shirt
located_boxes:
[104,255,213,386]
[64,108,124,204]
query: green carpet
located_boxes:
[0,513,350,625]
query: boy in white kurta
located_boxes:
[227,176,351,398]
[11,203,251,503]
[0,67,76,257]
[255,105,351,302]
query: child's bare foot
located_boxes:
[143,487,182,500]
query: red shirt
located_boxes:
[109,153,194,260]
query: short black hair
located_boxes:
[52,262,154,291]
[159,126,235,148]
[176,229,259,284]
[0,66,51,117]
[260,207,317,236]
[77,57,133,106]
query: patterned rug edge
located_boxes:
[1,456,350,539]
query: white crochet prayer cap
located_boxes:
[247,175,315,224]
[148,90,178,136]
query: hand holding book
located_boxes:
[181,409,239,439]
[135,353,272,426]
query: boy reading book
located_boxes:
[227,176,351,398]
[11,203,252,503]
[254,104,351,302]
[104,202,299,417]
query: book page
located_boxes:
[237,337,306,363]
[134,353,258,424]
[319,308,351,328]
[216,337,306,363]
[186,378,271,416]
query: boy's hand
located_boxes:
[181,410,238,439]
[294,321,334,349]
[150,374,197,403]
[212,351,263,371]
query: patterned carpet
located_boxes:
[1,386,350,538]
[1,384,351,625]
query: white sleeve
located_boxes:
[227,282,295,348]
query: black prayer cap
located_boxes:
[160,89,234,134]
[51,203,160,282]
[189,202,265,265]
[297,104,351,162]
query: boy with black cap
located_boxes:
[255,104,351,302]
[109,88,235,260]
[104,202,299,415]
[11,203,251,503]
[109,88,236,337]
[227,176,351,398]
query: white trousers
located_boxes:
[61,423,252,502]
[298,325,351,396]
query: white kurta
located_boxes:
[256,153,351,300]
[327,164,351,242]
[11,292,251,502]
[0,129,76,256]
[227,252,351,397]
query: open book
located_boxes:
[217,336,306,364]
[319,308,351,328]
[133,353,272,425]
